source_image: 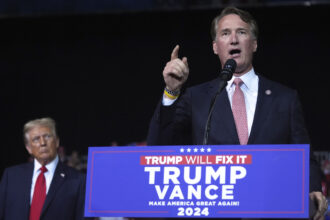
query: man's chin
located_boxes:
[36,155,55,164]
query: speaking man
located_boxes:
[147,7,328,219]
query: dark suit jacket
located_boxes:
[0,161,86,220]
[147,75,322,192]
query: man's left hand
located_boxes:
[310,191,328,220]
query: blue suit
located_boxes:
[0,161,86,220]
[147,75,322,192]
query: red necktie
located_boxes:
[30,166,48,220]
[232,78,249,145]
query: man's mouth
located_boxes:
[229,49,241,55]
[39,149,49,153]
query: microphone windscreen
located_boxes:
[224,59,237,72]
[220,59,237,81]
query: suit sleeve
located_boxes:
[290,91,322,192]
[290,91,310,144]
[147,90,192,146]
[75,173,87,220]
[0,169,8,220]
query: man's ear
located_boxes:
[212,41,218,55]
[25,145,32,154]
[253,39,258,52]
[56,138,60,149]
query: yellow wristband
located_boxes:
[164,89,180,100]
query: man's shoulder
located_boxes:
[56,162,86,179]
[4,162,33,173]
[258,75,297,94]
[0,162,33,182]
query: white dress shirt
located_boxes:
[226,68,259,136]
[30,155,59,203]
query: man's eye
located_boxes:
[32,137,40,143]
[220,32,229,37]
[44,134,53,140]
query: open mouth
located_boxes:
[229,49,241,55]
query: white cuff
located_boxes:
[162,94,177,106]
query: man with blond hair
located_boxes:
[0,117,86,220]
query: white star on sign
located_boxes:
[200,148,205,152]
[207,148,212,152]
[194,148,198,152]
[180,148,185,153]
[187,148,191,152]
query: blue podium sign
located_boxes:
[84,144,309,218]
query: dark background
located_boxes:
[1,1,329,173]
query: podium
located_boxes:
[84,144,310,218]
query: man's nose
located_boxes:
[40,137,47,146]
[230,33,238,45]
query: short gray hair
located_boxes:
[211,7,259,41]
[23,117,57,144]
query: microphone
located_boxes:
[202,59,237,145]
[219,59,237,81]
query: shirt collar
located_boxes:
[227,68,258,92]
[33,155,59,175]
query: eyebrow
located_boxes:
[237,27,248,32]
[31,133,52,139]
[219,28,231,33]
[219,26,248,32]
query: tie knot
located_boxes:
[40,166,47,173]
[233,78,243,86]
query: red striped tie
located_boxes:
[30,166,48,220]
[232,78,249,145]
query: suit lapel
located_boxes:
[207,79,239,144]
[41,162,66,216]
[24,163,34,219]
[248,76,274,144]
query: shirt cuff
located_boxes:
[162,94,177,106]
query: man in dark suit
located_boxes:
[0,117,86,220]
[147,7,328,219]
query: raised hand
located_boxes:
[162,45,189,92]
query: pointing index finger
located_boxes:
[171,45,179,60]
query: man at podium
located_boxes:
[147,6,328,219]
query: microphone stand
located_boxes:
[202,58,236,145]
[202,79,228,145]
